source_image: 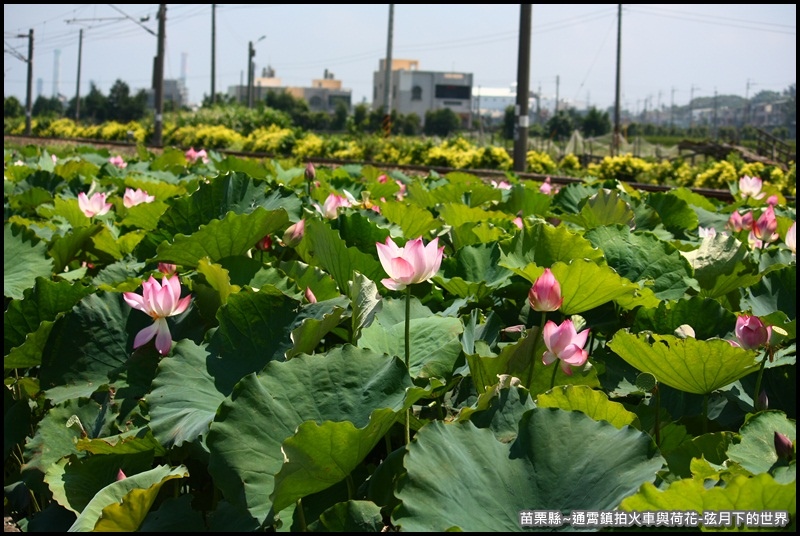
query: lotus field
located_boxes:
[3,145,797,532]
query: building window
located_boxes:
[435,84,471,100]
[412,86,422,100]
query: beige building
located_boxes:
[229,67,351,113]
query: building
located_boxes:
[228,67,352,113]
[146,78,189,110]
[372,59,473,129]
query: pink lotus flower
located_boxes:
[256,235,272,251]
[739,175,765,199]
[734,314,771,350]
[158,263,177,276]
[304,287,317,304]
[774,432,794,461]
[376,236,444,291]
[727,211,754,233]
[786,222,796,254]
[697,226,717,238]
[123,275,191,355]
[752,206,779,244]
[528,268,563,312]
[491,179,512,190]
[116,469,127,481]
[541,319,590,375]
[305,162,316,181]
[316,193,352,219]
[767,195,779,206]
[513,216,523,230]
[123,187,155,208]
[283,219,305,247]
[109,155,127,169]
[78,192,113,218]
[185,147,209,164]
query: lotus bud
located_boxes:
[774,431,794,461]
[305,162,316,182]
[117,469,127,481]
[256,235,272,252]
[304,287,317,304]
[757,390,769,411]
[283,220,305,248]
[734,315,771,350]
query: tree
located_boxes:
[331,101,348,131]
[4,96,24,118]
[32,95,64,117]
[424,108,460,137]
[581,107,611,137]
[82,83,108,124]
[502,105,515,140]
[546,110,574,141]
[106,80,147,122]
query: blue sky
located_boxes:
[4,4,796,111]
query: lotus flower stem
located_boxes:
[525,313,548,389]
[404,286,411,446]
[753,350,770,412]
[296,499,307,532]
[702,394,709,434]
[654,384,661,449]
[549,359,558,390]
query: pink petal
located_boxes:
[153,318,172,355]
[133,322,160,349]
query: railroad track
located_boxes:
[5,134,788,203]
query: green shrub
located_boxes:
[525,151,558,175]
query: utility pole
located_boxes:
[18,29,35,136]
[554,75,560,115]
[152,4,166,146]
[513,4,532,172]
[247,40,254,108]
[689,84,700,129]
[75,29,83,120]
[744,78,756,127]
[382,4,395,137]
[211,4,216,105]
[670,86,676,129]
[713,88,718,139]
[612,4,622,156]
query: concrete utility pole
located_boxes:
[513,4,532,172]
[612,4,622,156]
[25,29,34,136]
[75,29,83,120]
[211,4,216,105]
[152,4,166,146]
[247,35,265,108]
[382,4,395,137]
[689,84,700,129]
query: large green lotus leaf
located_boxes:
[22,398,115,484]
[392,409,664,532]
[727,411,796,475]
[498,185,552,219]
[119,200,168,231]
[349,271,381,344]
[39,291,140,403]
[90,227,145,261]
[157,172,273,236]
[271,410,397,512]
[619,473,795,528]
[438,202,513,227]
[7,186,53,215]
[68,464,189,532]
[450,220,507,249]
[536,385,640,430]
[92,257,146,292]
[147,339,242,448]
[38,196,95,228]
[577,188,636,229]
[4,389,32,462]
[499,219,603,271]
[297,218,384,294]
[377,201,438,240]
[154,208,289,267]
[206,346,415,526]
[662,432,738,478]
[337,212,391,255]
[47,223,103,274]
[608,330,762,394]
[306,500,384,532]
[208,286,300,367]
[285,299,348,359]
[138,494,206,532]
[123,177,186,201]
[646,191,699,236]
[632,296,738,340]
[681,233,761,295]
[44,450,154,514]
[584,225,698,300]
[437,242,512,300]
[4,278,93,368]
[259,259,341,302]
[551,259,643,315]
[358,298,463,379]
[459,385,536,443]
[742,264,796,321]
[4,223,55,300]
